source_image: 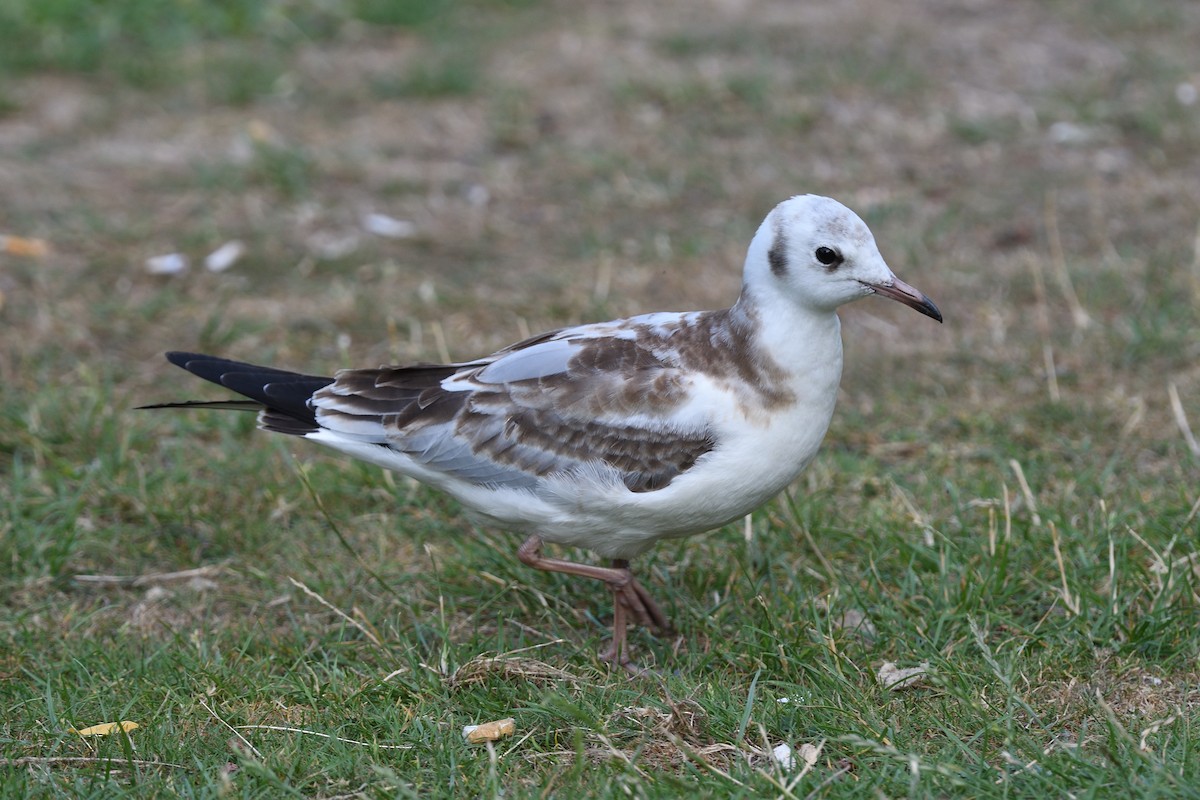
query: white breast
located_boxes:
[518,326,845,559]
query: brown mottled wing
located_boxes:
[311,331,716,492]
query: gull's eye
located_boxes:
[814,246,843,268]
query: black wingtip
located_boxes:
[165,351,198,368]
[153,350,333,434]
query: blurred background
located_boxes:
[2,0,1195,379]
[1,0,1198,792]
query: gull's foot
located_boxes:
[608,560,674,634]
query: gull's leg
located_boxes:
[516,536,668,630]
[517,535,670,668]
[598,590,630,668]
[611,558,672,633]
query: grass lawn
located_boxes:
[2,0,1198,796]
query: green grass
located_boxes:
[3,0,1200,796]
[3,393,1197,796]
[0,0,517,102]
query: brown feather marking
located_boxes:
[313,307,786,492]
[453,308,783,488]
[318,363,467,424]
[767,214,789,277]
[675,307,793,409]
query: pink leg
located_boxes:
[517,535,672,668]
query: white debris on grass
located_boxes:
[306,231,359,260]
[1048,121,1096,145]
[833,608,877,638]
[772,741,822,773]
[465,184,490,208]
[876,661,931,690]
[145,253,188,275]
[205,240,245,272]
[362,213,416,239]
[417,279,437,305]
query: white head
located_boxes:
[742,194,942,322]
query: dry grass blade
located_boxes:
[783,490,837,582]
[0,756,187,770]
[72,564,227,587]
[448,654,584,689]
[590,731,652,780]
[1182,494,1200,530]
[666,734,747,789]
[237,725,414,750]
[1139,716,1178,753]
[288,576,384,650]
[1042,344,1061,403]
[1167,382,1200,458]
[199,699,262,760]
[1009,460,1041,527]
[1191,217,1200,304]
[602,699,743,776]
[1050,523,1080,616]
[1044,189,1091,330]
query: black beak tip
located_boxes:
[923,298,944,324]
[867,279,944,324]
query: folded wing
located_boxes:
[314,325,717,493]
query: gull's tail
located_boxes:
[139,351,333,436]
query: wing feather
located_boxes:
[310,318,719,492]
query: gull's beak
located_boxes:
[866,276,943,323]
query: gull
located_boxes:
[143,194,942,670]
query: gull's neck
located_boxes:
[729,280,844,383]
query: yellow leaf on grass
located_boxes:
[0,235,51,258]
[69,721,141,737]
[462,718,515,744]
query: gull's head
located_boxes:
[744,194,942,322]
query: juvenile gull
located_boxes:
[143,194,942,669]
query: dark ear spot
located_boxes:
[768,224,788,277]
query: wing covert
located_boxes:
[311,322,718,492]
